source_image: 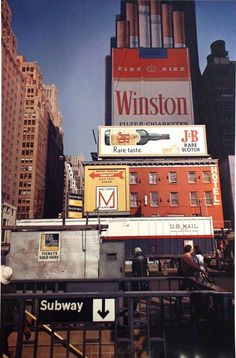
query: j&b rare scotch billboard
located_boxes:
[98,125,208,158]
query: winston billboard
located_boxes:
[98,126,208,158]
[112,48,194,126]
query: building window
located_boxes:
[149,172,157,184]
[130,193,138,208]
[168,172,177,183]
[130,172,138,184]
[169,192,179,206]
[150,192,158,207]
[202,171,211,183]
[190,191,198,206]
[188,171,197,183]
[204,191,213,205]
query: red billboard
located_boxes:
[112,48,194,126]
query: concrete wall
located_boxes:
[8,230,100,279]
[99,242,125,278]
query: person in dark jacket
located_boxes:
[180,245,203,290]
[132,247,149,279]
[132,247,149,312]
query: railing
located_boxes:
[2,277,234,358]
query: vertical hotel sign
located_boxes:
[84,166,130,215]
[112,48,194,126]
[211,166,221,206]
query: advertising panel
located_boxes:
[112,48,194,126]
[84,166,130,215]
[98,125,208,157]
[68,193,83,218]
[38,232,60,262]
[102,217,214,240]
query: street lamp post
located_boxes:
[58,155,68,226]
[63,191,68,226]
[199,197,208,217]
[94,207,101,235]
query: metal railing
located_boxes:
[2,277,234,358]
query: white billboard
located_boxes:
[112,48,194,126]
[96,186,118,211]
[102,217,214,240]
[98,125,208,158]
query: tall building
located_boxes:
[200,41,235,159]
[1,0,25,208]
[66,155,84,195]
[43,119,64,218]
[105,0,201,126]
[84,0,230,247]
[199,40,235,228]
[44,84,64,130]
[2,0,65,221]
[43,84,65,218]
[16,57,66,219]
[16,56,50,219]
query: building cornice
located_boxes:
[82,157,218,167]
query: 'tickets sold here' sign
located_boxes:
[38,298,115,323]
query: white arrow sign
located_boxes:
[93,299,115,322]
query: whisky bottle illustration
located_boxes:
[104,129,170,146]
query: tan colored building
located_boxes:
[43,85,64,219]
[44,84,64,131]
[16,56,50,219]
[66,155,84,195]
[2,202,17,250]
[1,0,25,207]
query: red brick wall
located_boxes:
[129,164,224,229]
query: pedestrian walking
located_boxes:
[193,245,211,283]
[179,245,203,290]
[193,245,206,271]
[132,247,149,312]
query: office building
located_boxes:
[105,0,201,125]
[199,40,235,228]
[1,0,25,208]
[43,84,64,218]
[16,56,50,219]
[66,155,84,195]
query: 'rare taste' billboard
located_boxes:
[98,125,208,157]
[112,48,194,126]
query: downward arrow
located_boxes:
[97,299,110,319]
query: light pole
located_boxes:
[199,197,208,216]
[94,207,101,235]
[58,155,68,225]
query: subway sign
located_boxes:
[38,298,115,323]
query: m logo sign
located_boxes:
[96,187,117,210]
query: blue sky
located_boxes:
[8,0,236,160]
